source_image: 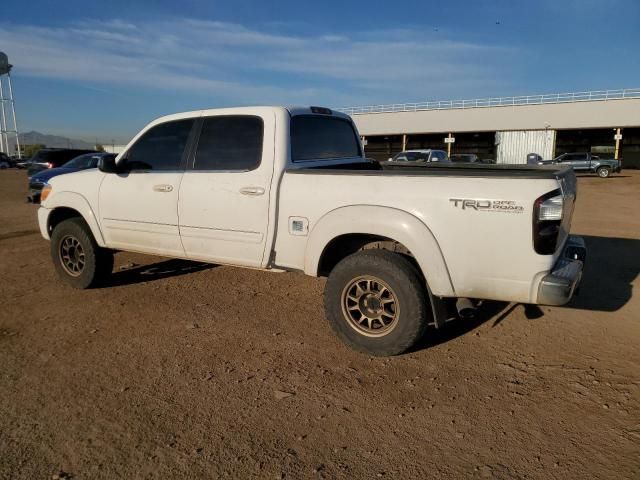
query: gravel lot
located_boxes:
[1,169,638,479]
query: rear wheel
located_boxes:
[324,250,429,356]
[50,218,113,289]
[597,166,611,178]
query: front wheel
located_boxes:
[324,250,429,356]
[597,166,611,178]
[50,218,114,289]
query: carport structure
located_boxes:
[341,88,640,167]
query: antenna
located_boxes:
[0,52,22,159]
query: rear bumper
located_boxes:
[537,235,586,306]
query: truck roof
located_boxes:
[150,106,352,127]
[397,149,447,154]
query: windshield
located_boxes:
[392,151,429,162]
[291,116,362,162]
[62,154,102,169]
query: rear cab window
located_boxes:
[290,115,362,163]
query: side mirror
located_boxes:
[98,156,120,173]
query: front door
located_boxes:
[99,118,196,256]
[178,111,275,267]
[561,153,589,171]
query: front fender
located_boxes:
[304,205,455,297]
[41,191,106,247]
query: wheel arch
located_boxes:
[43,192,106,247]
[305,205,455,297]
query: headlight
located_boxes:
[40,184,52,202]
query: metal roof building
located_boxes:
[340,88,640,166]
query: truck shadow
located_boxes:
[577,175,631,179]
[412,234,638,351]
[412,301,511,352]
[567,235,639,312]
[102,259,214,288]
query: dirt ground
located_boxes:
[0,169,638,480]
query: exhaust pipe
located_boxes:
[456,298,476,319]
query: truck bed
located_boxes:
[287,161,572,179]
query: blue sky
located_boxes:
[1,0,639,143]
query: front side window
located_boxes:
[291,116,361,162]
[125,119,195,171]
[193,116,263,171]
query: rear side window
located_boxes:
[126,119,195,171]
[430,151,448,162]
[193,116,263,171]
[291,116,361,162]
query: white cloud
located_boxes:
[0,18,517,106]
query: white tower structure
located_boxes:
[0,52,21,158]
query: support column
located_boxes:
[7,73,20,159]
[614,128,622,160]
[402,134,408,152]
[447,132,453,157]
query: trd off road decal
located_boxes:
[449,198,524,213]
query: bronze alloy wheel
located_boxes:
[59,235,86,277]
[341,275,400,337]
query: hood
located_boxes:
[30,166,89,183]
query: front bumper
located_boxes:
[27,182,45,204]
[537,235,586,306]
[38,206,51,240]
[27,190,42,203]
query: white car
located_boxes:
[37,106,585,356]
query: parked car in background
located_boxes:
[0,152,13,169]
[450,154,479,163]
[540,152,621,178]
[26,148,98,177]
[28,153,115,203]
[388,149,450,163]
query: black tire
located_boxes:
[50,217,113,289]
[324,250,429,356]
[597,166,610,178]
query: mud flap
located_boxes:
[426,283,456,328]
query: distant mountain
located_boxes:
[18,131,95,149]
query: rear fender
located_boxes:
[304,205,455,297]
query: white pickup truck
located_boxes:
[37,106,586,356]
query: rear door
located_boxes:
[99,118,196,256]
[178,110,275,267]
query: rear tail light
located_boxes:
[537,194,563,221]
[533,189,563,254]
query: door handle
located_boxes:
[152,184,174,192]
[239,186,265,196]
